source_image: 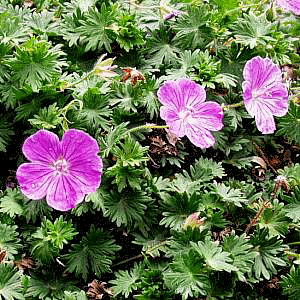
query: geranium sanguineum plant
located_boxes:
[16,129,103,211]
[157,78,224,148]
[242,56,289,134]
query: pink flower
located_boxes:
[242,56,289,134]
[16,129,103,211]
[158,79,224,148]
[276,0,300,15]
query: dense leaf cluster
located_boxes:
[0,0,300,299]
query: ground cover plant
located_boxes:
[1,0,300,299]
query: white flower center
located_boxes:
[178,107,194,122]
[51,158,69,176]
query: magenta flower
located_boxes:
[16,129,103,211]
[242,56,289,134]
[276,0,300,15]
[158,79,224,148]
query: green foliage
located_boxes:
[71,3,117,52]
[8,37,67,92]
[223,234,257,281]
[63,226,121,280]
[25,269,77,300]
[78,87,111,131]
[277,102,300,144]
[163,250,209,299]
[163,49,238,88]
[28,103,63,130]
[281,265,300,300]
[22,198,52,224]
[0,116,14,152]
[102,189,154,228]
[115,13,145,52]
[144,25,180,68]
[159,192,201,230]
[31,216,78,263]
[230,12,275,49]
[0,263,25,300]
[173,6,215,50]
[191,238,238,273]
[258,199,289,237]
[110,263,142,297]
[279,163,300,189]
[249,228,286,280]
[282,186,300,223]
[0,188,24,217]
[107,137,149,191]
[212,183,248,207]
[0,223,21,260]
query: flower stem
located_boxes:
[222,101,244,111]
[65,70,95,89]
[127,124,169,134]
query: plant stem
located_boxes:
[127,124,169,134]
[222,101,244,110]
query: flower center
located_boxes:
[179,107,194,122]
[51,158,69,176]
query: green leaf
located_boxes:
[26,269,77,300]
[74,4,117,52]
[0,223,21,260]
[28,103,63,130]
[277,102,300,144]
[258,199,289,237]
[0,188,24,218]
[159,192,201,230]
[79,88,111,131]
[250,228,286,280]
[163,250,209,300]
[223,234,257,281]
[0,116,14,152]
[0,263,25,300]
[191,238,238,273]
[102,189,153,228]
[9,37,67,92]
[110,263,142,297]
[281,265,300,300]
[63,226,121,281]
[230,12,275,49]
[173,6,215,50]
[31,216,78,263]
[212,183,248,207]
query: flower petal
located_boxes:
[62,129,103,192]
[46,175,85,211]
[22,130,61,163]
[160,106,185,137]
[16,163,54,199]
[157,80,185,111]
[254,103,276,134]
[243,57,282,90]
[177,78,206,108]
[185,125,216,149]
[276,0,300,15]
[191,101,224,131]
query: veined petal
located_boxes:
[185,125,216,149]
[191,101,224,131]
[276,0,300,15]
[69,156,103,193]
[177,78,206,108]
[160,106,186,137]
[243,57,282,90]
[22,130,61,163]
[254,103,276,134]
[16,162,54,200]
[157,80,185,111]
[61,129,100,162]
[46,175,85,211]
